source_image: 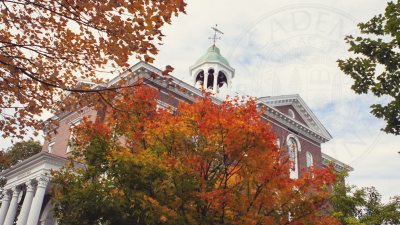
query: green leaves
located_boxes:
[0,139,42,171]
[332,182,400,225]
[338,0,400,135]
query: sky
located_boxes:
[150,0,399,201]
[1,0,399,202]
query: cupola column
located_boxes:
[213,69,219,92]
[204,69,208,90]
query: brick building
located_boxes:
[0,44,351,225]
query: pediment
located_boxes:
[257,94,332,141]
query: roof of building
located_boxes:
[195,45,230,66]
[257,94,333,142]
[322,153,354,172]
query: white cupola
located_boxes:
[189,45,235,94]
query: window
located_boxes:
[287,138,297,162]
[48,141,55,154]
[275,138,281,147]
[66,119,81,153]
[286,134,300,179]
[306,151,313,168]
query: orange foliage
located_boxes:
[0,0,186,138]
[62,87,339,225]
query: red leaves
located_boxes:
[162,65,174,76]
[65,86,339,224]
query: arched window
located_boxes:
[275,138,281,148]
[287,138,297,162]
[207,69,214,89]
[306,151,313,168]
[217,71,227,88]
[286,135,300,179]
[195,70,204,87]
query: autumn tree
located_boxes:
[0,0,186,139]
[51,86,339,225]
[338,0,400,135]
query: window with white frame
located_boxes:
[48,141,55,153]
[306,151,313,168]
[287,135,300,179]
[275,138,281,148]
[66,119,81,153]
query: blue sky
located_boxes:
[1,0,399,202]
[150,0,399,201]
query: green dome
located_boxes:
[195,45,230,66]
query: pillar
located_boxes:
[213,70,218,93]
[204,70,208,90]
[16,180,36,225]
[0,190,11,225]
[26,176,49,225]
[4,187,21,225]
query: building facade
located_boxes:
[0,44,351,225]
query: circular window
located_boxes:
[288,109,295,119]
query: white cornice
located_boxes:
[257,95,332,141]
[322,153,354,172]
[261,106,329,144]
[0,152,68,189]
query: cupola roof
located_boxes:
[195,45,230,66]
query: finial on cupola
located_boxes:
[209,24,224,48]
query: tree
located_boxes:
[0,0,186,139]
[338,0,400,135]
[0,150,11,171]
[0,139,42,171]
[0,139,42,188]
[331,179,400,225]
[51,86,339,225]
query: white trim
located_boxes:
[261,115,321,148]
[0,152,68,190]
[66,120,81,153]
[261,106,329,144]
[322,153,354,171]
[257,94,332,141]
[47,141,55,154]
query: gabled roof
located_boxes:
[257,94,332,142]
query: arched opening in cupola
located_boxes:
[217,71,227,88]
[207,69,215,89]
[195,70,204,88]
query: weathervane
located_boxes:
[209,24,224,47]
